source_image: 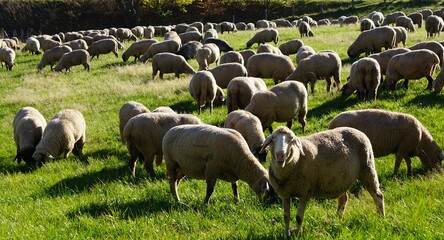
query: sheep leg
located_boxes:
[231,182,239,202]
[403,79,409,89]
[426,75,434,90]
[159,72,164,80]
[72,137,86,162]
[393,154,404,175]
[405,157,413,176]
[143,153,156,178]
[204,177,217,204]
[337,192,348,217]
[113,50,118,58]
[283,197,292,237]
[168,162,183,202]
[297,111,306,133]
[127,143,140,177]
[286,120,293,129]
[359,171,385,217]
[326,77,332,92]
[294,197,309,234]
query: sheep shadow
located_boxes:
[100,61,129,69]
[170,99,197,114]
[406,92,444,108]
[307,95,358,120]
[0,157,38,174]
[88,147,128,161]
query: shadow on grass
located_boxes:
[406,92,444,108]
[307,95,358,120]
[100,61,129,69]
[170,99,196,114]
[0,157,38,174]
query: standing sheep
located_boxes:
[341,57,381,101]
[220,21,237,34]
[340,16,359,26]
[208,63,247,88]
[226,77,267,113]
[409,41,444,68]
[203,29,218,41]
[279,39,304,56]
[162,124,270,204]
[54,49,91,72]
[139,40,181,63]
[329,109,443,175]
[119,101,150,145]
[189,71,218,114]
[298,21,312,38]
[196,43,220,70]
[0,47,16,71]
[395,16,416,32]
[33,109,86,164]
[22,37,41,55]
[238,49,256,68]
[347,26,396,59]
[360,18,375,32]
[41,38,61,51]
[203,38,234,53]
[408,12,423,28]
[219,51,244,65]
[178,31,202,44]
[369,11,384,27]
[122,39,158,62]
[37,45,73,71]
[152,52,195,80]
[246,29,279,48]
[261,126,385,236]
[368,48,411,81]
[247,53,295,85]
[177,41,203,60]
[87,38,119,59]
[425,15,444,38]
[392,27,407,47]
[13,107,47,165]
[245,80,307,133]
[63,39,88,50]
[382,11,406,26]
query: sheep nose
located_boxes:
[276,151,285,162]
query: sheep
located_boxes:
[204,22,214,31]
[247,53,295,85]
[382,11,406,26]
[187,27,199,33]
[41,38,61,51]
[224,110,267,162]
[317,19,331,26]
[81,36,94,46]
[245,80,307,133]
[164,31,182,46]
[122,39,158,62]
[3,38,20,50]
[153,25,172,37]
[396,16,415,32]
[0,47,16,71]
[63,39,88,50]
[256,19,270,29]
[433,65,444,93]
[347,26,396,59]
[119,101,150,145]
[64,32,83,42]
[220,21,237,34]
[340,16,359,26]
[203,29,218,40]
[274,19,292,28]
[174,23,189,34]
[33,109,87,164]
[152,52,195,80]
[22,37,41,55]
[177,41,203,60]
[131,26,144,38]
[87,38,119,59]
[152,106,175,114]
[123,112,202,177]
[408,12,423,28]
[190,21,204,33]
[54,49,91,72]
[238,49,255,68]
[368,48,411,81]
[144,26,155,39]
[219,51,244,65]
[262,126,385,236]
[341,57,381,101]
[196,43,220,70]
[295,45,315,64]
[189,71,218,114]
[246,29,279,48]
[420,9,433,20]
[203,37,233,53]
[409,41,444,66]
[385,49,439,90]
[302,16,317,26]
[226,77,267,113]
[178,31,202,44]
[37,45,73,71]
[116,28,137,42]
[0,39,7,49]
[392,26,407,47]
[369,11,384,27]
[208,62,247,88]
[246,23,255,30]
[162,124,270,204]
[13,107,47,165]
[287,50,342,94]
[360,18,375,32]
[139,40,181,63]
[329,109,444,176]
[425,15,444,38]
[298,21,311,38]
[236,22,247,31]
[279,39,304,56]
[257,43,282,55]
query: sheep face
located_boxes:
[347,48,359,60]
[16,148,36,165]
[262,127,304,168]
[32,151,54,165]
[341,80,355,97]
[418,141,444,171]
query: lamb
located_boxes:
[247,53,295,85]
[360,18,375,32]
[286,50,342,94]
[368,48,411,80]
[203,29,218,41]
[202,37,233,53]
[189,70,218,114]
[162,124,270,204]
[37,45,73,71]
[340,16,359,26]
[382,11,406,26]
[238,49,255,68]
[369,11,384,27]
[295,45,315,64]
[219,51,244,65]
[226,77,267,113]
[13,107,47,165]
[396,16,415,32]
[278,39,304,56]
[122,39,158,62]
[409,41,444,67]
[41,38,61,51]
[262,126,385,236]
[33,109,87,164]
[177,41,203,60]
[341,57,381,101]
[208,62,248,88]
[408,12,423,28]
[152,52,196,80]
[425,15,444,38]
[329,109,443,175]
[257,43,282,55]
[0,47,16,71]
[298,21,311,38]
[246,29,279,48]
[123,112,202,177]
[22,37,41,55]
[245,80,307,133]
[87,38,119,59]
[392,26,407,47]
[347,26,396,59]
[195,43,220,70]
[139,40,181,63]
[178,31,202,44]
[385,49,439,90]
[224,110,267,162]
[54,49,91,72]
[119,101,150,145]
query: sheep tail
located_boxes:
[199,81,208,107]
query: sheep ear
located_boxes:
[291,137,304,156]
[260,135,273,154]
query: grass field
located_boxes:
[1,19,444,239]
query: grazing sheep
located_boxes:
[247,53,295,85]
[409,41,444,66]
[220,51,244,65]
[178,31,202,44]
[87,38,119,59]
[63,39,88,50]
[256,19,270,29]
[33,109,86,164]
[123,112,202,177]
[246,23,255,30]
[119,101,150,145]
[189,71,218,114]
[360,18,375,32]
[329,109,443,175]
[279,39,304,56]
[369,11,384,27]
[203,37,233,53]
[3,38,20,50]
[204,22,214,32]
[262,126,385,236]
[174,23,189,34]
[0,47,16,71]
[81,36,94,46]
[386,49,439,90]
[152,106,175,114]
[131,26,144,38]
[64,32,83,42]
[37,45,73,71]
[420,9,433,20]
[41,38,61,51]
[392,27,407,47]
[257,43,282,55]
[382,11,406,26]
[144,26,155,39]
[226,77,267,113]
[347,26,396,59]
[163,124,270,204]
[295,45,315,64]
[220,21,237,34]
[116,28,137,42]
[408,12,423,28]
[187,27,199,33]
[317,19,331,26]
[177,41,203,60]
[196,43,220,70]
[239,49,256,68]
[396,16,415,32]
[287,50,342,94]
[190,22,204,33]
[341,57,381,101]
[246,29,279,48]
[54,49,91,72]
[153,26,172,37]
[208,63,247,88]
[13,107,47,165]
[152,52,195,80]
[22,37,41,55]
[139,40,181,63]
[425,15,444,38]
[340,16,359,26]
[203,29,218,40]
[122,39,158,62]
[236,22,247,31]
[432,65,444,93]
[298,21,311,38]
[245,80,307,133]
[368,48,411,80]
[274,19,292,28]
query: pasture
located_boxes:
[1,23,444,239]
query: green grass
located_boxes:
[1,22,444,239]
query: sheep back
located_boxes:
[119,101,150,145]
[208,62,247,88]
[347,26,396,59]
[247,53,295,84]
[226,76,267,113]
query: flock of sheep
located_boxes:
[6,6,444,237]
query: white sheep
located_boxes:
[13,107,47,165]
[178,31,202,44]
[360,18,375,32]
[246,29,279,48]
[203,29,218,41]
[298,21,312,37]
[123,112,202,177]
[329,109,444,175]
[33,109,86,164]
[87,38,119,59]
[238,49,256,68]
[219,51,244,65]
[247,53,295,85]
[396,16,415,32]
[196,43,220,70]
[41,38,62,51]
[392,26,407,47]
[295,45,315,64]
[0,47,16,71]
[409,41,444,68]
[369,11,384,27]
[278,39,304,56]
[341,57,381,101]
[63,39,88,50]
[257,43,282,55]
[340,16,359,26]
[119,101,150,145]
[408,12,423,28]
[22,37,41,55]
[261,126,385,236]
[122,39,158,62]
[382,11,406,26]
[54,49,91,72]
[139,40,181,63]
[162,124,270,204]
[208,62,247,88]
[245,80,307,133]
[425,15,444,38]
[347,26,396,59]
[152,52,196,80]
[189,71,219,114]
[368,48,411,80]
[226,76,267,113]
[37,45,73,71]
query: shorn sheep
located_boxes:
[119,101,150,145]
[162,124,270,204]
[261,126,385,236]
[341,57,381,101]
[329,109,443,175]
[226,77,267,113]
